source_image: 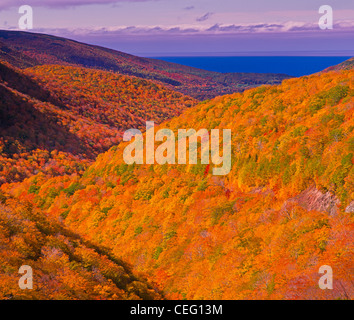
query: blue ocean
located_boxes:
[152,56,351,77]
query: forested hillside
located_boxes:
[3,68,352,299]
[0,193,162,300]
[0,61,195,184]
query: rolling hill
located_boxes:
[0,61,196,184]
[323,57,354,73]
[0,30,292,100]
[4,67,353,300]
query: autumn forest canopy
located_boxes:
[0,31,353,301]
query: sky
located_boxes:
[0,0,353,56]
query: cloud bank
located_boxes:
[31,20,354,36]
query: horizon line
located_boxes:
[138,52,354,58]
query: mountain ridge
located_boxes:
[322,57,354,73]
[0,61,196,184]
[0,29,292,100]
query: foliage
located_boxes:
[0,195,162,300]
[1,65,353,300]
[0,61,195,184]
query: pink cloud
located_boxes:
[38,21,354,35]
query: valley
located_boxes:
[0,30,353,301]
